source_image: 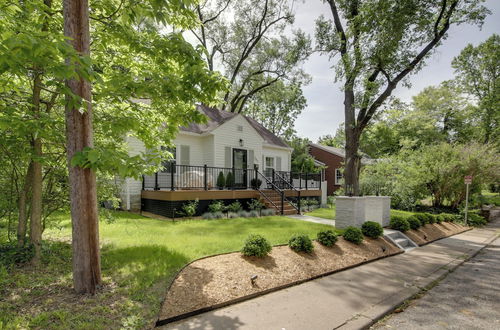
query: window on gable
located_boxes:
[237,125,243,132]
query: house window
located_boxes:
[265,156,274,177]
[237,125,243,132]
[161,146,176,173]
[335,168,343,185]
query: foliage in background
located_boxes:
[452,34,499,145]
[288,137,321,173]
[361,143,499,210]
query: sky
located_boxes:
[292,0,500,142]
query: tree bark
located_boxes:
[343,87,361,196]
[63,0,101,294]
[17,162,34,247]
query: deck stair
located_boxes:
[260,191,298,215]
[383,229,418,252]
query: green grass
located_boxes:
[390,209,416,218]
[305,206,336,220]
[1,211,335,329]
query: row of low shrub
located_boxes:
[389,211,484,232]
[202,208,276,219]
[242,222,385,257]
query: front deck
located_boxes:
[141,164,324,217]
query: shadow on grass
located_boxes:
[101,244,190,301]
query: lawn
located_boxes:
[305,206,336,220]
[0,211,334,329]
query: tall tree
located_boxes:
[452,34,499,144]
[316,0,488,195]
[63,0,101,294]
[191,0,311,114]
[246,79,307,140]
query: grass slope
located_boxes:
[1,211,334,329]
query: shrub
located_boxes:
[261,208,276,216]
[208,200,225,213]
[441,213,455,222]
[227,212,239,218]
[241,234,272,257]
[435,214,445,223]
[202,212,216,220]
[248,210,260,218]
[226,201,242,213]
[467,213,487,227]
[406,216,422,230]
[327,195,335,208]
[425,213,436,224]
[288,234,314,253]
[414,213,428,225]
[250,178,262,189]
[181,200,198,217]
[343,227,364,244]
[361,221,383,238]
[225,172,234,188]
[212,212,224,219]
[216,171,225,189]
[237,210,251,218]
[317,230,338,246]
[390,216,410,232]
[248,199,264,211]
[0,243,34,267]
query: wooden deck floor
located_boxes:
[141,189,321,201]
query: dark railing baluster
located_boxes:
[203,164,207,190]
[154,172,159,190]
[170,162,175,191]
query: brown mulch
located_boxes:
[404,222,470,246]
[159,237,401,320]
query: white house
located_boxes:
[121,105,295,211]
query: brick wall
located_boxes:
[308,145,344,196]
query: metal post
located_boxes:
[465,182,469,226]
[281,192,284,215]
[299,172,302,190]
[305,173,308,190]
[204,164,208,190]
[154,172,158,190]
[142,175,145,190]
[298,191,301,214]
[170,162,175,191]
[272,168,275,185]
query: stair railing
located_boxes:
[255,170,285,214]
[274,171,301,214]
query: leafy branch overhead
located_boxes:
[191,0,312,114]
[315,0,489,195]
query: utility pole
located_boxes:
[63,0,101,294]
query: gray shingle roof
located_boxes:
[181,105,290,149]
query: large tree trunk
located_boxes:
[17,162,33,247]
[63,0,101,294]
[30,73,43,265]
[343,88,362,196]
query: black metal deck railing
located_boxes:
[142,164,323,191]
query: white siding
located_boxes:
[173,133,205,165]
[212,115,264,168]
[262,145,292,172]
[120,135,145,210]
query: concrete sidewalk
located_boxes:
[160,221,499,330]
[287,214,336,226]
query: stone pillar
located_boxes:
[335,196,366,229]
[364,196,391,227]
[320,181,328,207]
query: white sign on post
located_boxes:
[464,175,472,226]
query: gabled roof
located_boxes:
[181,104,290,149]
[309,143,346,157]
[309,142,374,164]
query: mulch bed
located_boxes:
[159,237,401,322]
[404,222,470,246]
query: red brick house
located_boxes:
[308,143,373,196]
